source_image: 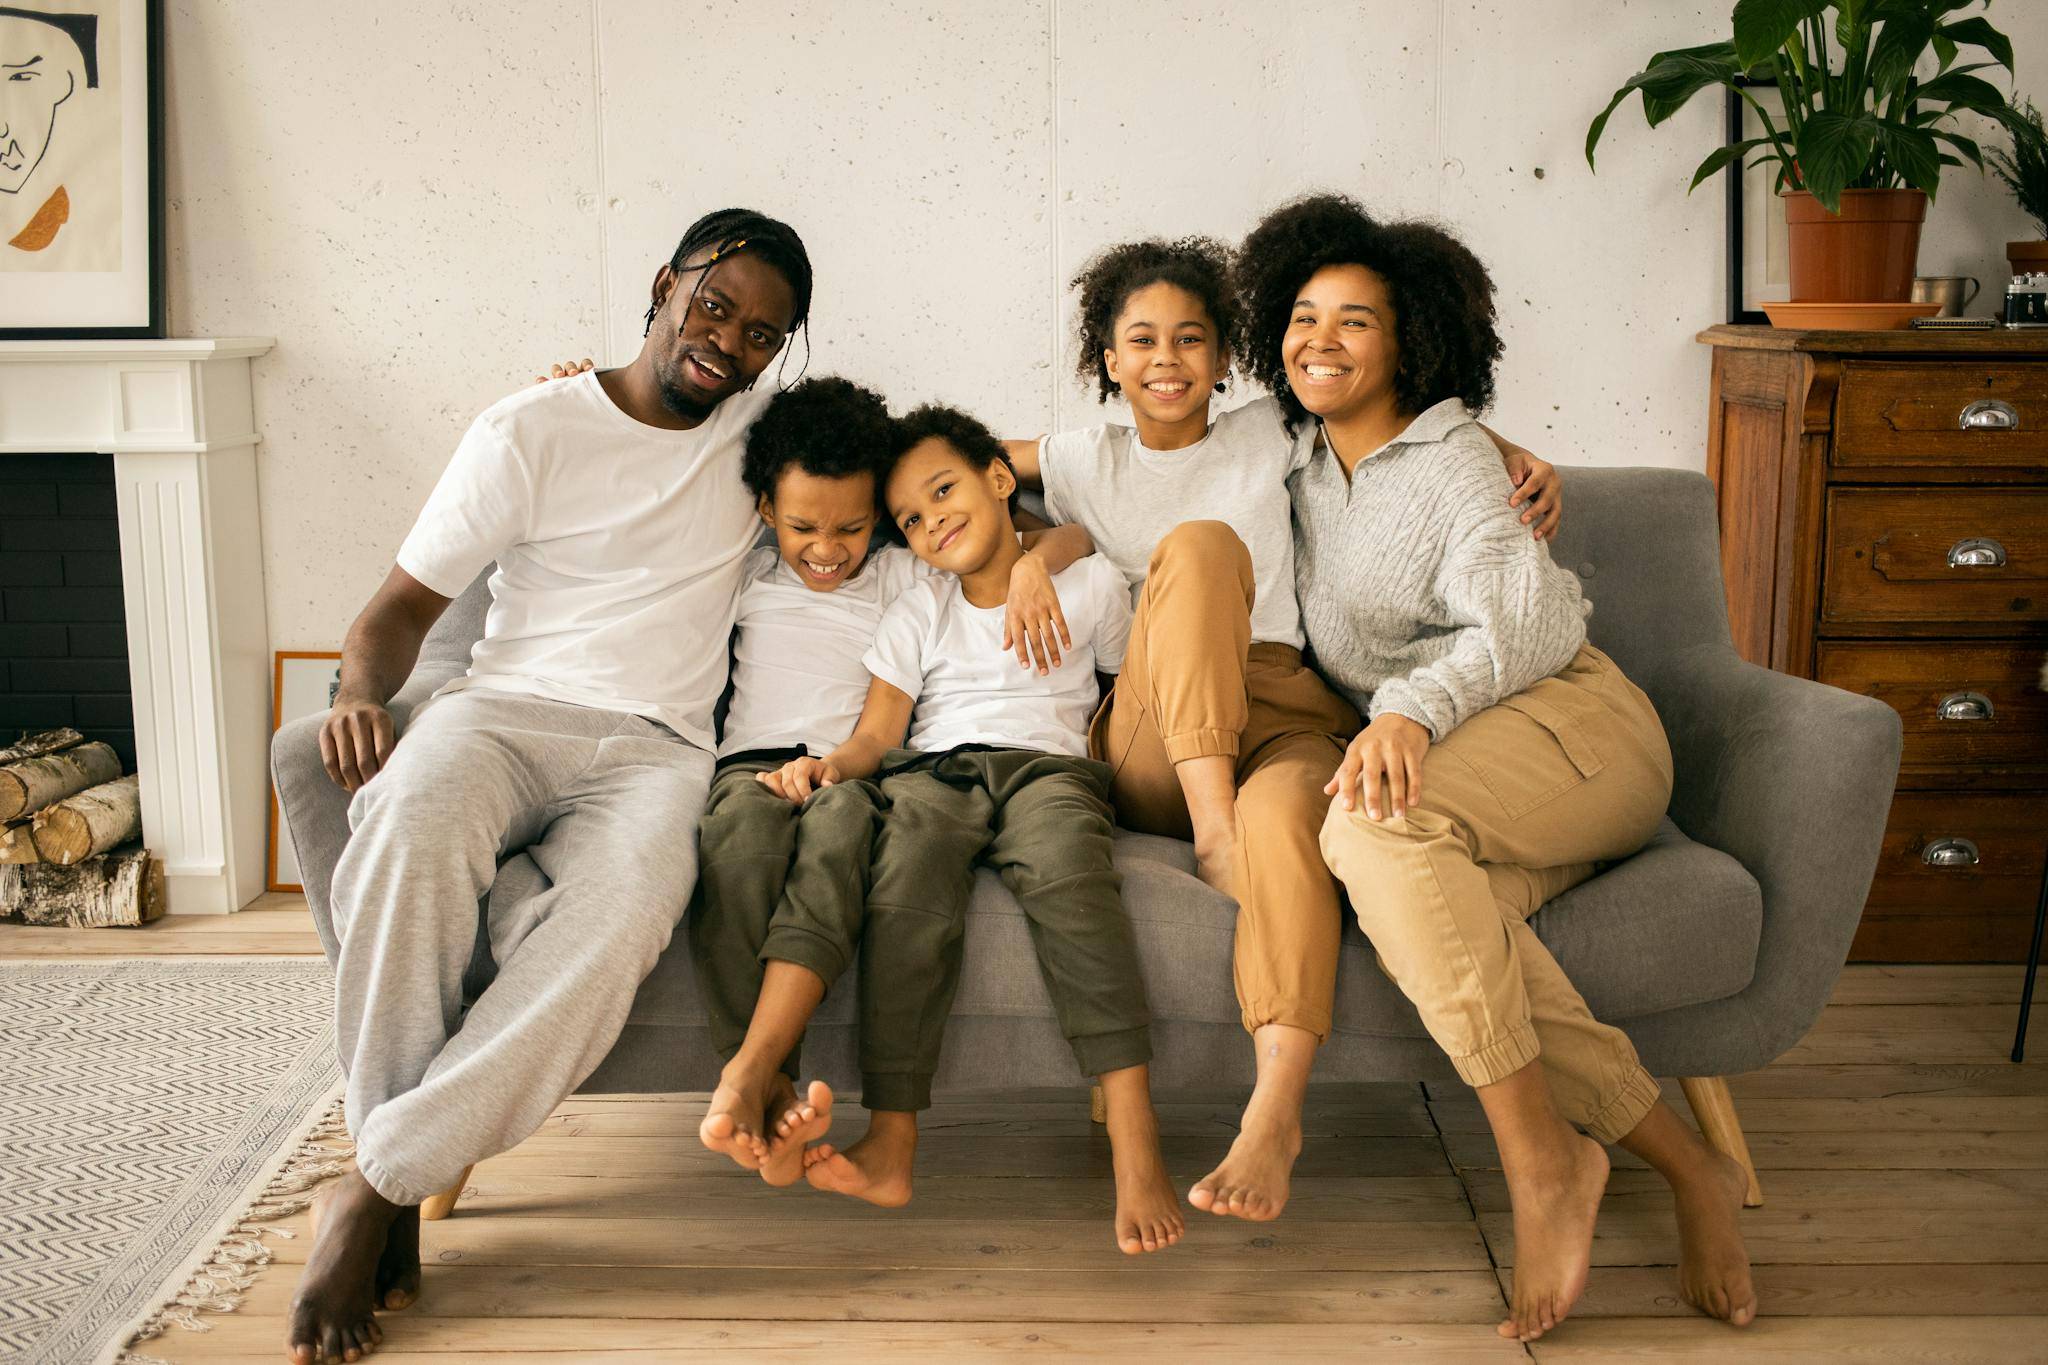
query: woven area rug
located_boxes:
[0,959,345,1365]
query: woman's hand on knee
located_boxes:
[759,756,839,804]
[1327,714,1430,820]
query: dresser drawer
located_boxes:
[1864,791,2048,917]
[1822,488,2048,626]
[1836,361,2048,470]
[1816,642,2048,777]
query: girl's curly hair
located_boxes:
[1070,237,1240,404]
[1236,193,1500,431]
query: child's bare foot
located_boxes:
[1497,1133,1609,1343]
[286,1169,398,1363]
[698,1064,786,1172]
[759,1080,834,1188]
[1188,1092,1301,1221]
[1106,1103,1183,1254]
[308,1189,419,1312]
[804,1113,917,1207]
[1674,1148,1757,1326]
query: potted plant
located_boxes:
[1586,0,2018,304]
[1990,98,2048,275]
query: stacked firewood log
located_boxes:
[0,728,163,927]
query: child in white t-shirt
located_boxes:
[762,404,1183,1257]
[691,378,1092,1190]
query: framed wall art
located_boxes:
[1724,79,1791,326]
[0,0,164,338]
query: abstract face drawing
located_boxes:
[0,7,98,198]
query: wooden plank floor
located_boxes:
[5,905,2043,1361]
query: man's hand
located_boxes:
[533,357,595,385]
[1326,713,1431,820]
[1505,449,1563,541]
[1003,553,1072,674]
[759,755,841,804]
[320,697,397,792]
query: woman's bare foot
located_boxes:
[287,1169,399,1363]
[698,1064,791,1172]
[1188,1092,1301,1221]
[1106,1102,1183,1254]
[804,1112,917,1207]
[1497,1133,1609,1343]
[1673,1148,1757,1326]
[309,1189,419,1312]
[758,1080,834,1188]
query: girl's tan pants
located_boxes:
[1318,644,1672,1142]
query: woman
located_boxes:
[1221,193,1755,1342]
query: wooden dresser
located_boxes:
[1699,325,2048,962]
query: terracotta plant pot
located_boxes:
[1784,189,1928,303]
[2007,239,2048,277]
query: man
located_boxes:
[287,208,812,1365]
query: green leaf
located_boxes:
[1800,109,1880,209]
[1867,7,1936,102]
[1691,137,1774,191]
[1939,16,2014,73]
[1733,0,1829,69]
[1932,128,1984,169]
[1933,32,1958,69]
[1874,121,1943,195]
[1585,43,1741,167]
[1915,69,2008,113]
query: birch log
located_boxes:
[0,728,84,767]
[0,742,120,822]
[0,822,37,864]
[0,848,163,927]
[30,774,141,865]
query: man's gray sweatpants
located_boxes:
[329,688,711,1206]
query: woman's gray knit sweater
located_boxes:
[1288,398,1590,741]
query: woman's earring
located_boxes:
[1214,380,1227,393]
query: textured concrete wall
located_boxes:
[163,1,2048,646]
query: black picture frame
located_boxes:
[0,0,166,340]
[1724,80,1771,326]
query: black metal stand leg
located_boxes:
[2015,861,2048,1064]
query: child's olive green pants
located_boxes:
[689,747,1154,1115]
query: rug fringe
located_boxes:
[117,1097,354,1363]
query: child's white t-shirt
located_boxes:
[396,371,771,751]
[719,543,931,759]
[862,550,1132,758]
[1036,394,1308,650]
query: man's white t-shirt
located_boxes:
[720,543,933,760]
[862,550,1132,758]
[1037,394,1308,650]
[397,371,771,751]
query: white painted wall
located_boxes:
[163,1,2048,647]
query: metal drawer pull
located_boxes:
[1959,398,2020,430]
[1922,837,1981,868]
[1936,691,1995,722]
[1947,537,2008,568]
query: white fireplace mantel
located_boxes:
[1,338,278,913]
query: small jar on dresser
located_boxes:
[1699,324,2048,962]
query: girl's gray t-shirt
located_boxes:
[1037,394,1309,650]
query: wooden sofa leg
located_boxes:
[1089,1084,1106,1125]
[419,1164,474,1221]
[1679,1076,1763,1208]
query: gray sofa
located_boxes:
[273,468,1901,1102]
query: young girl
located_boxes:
[1239,192,1755,1341]
[998,239,1561,1219]
[764,405,1183,1256]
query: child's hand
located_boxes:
[759,756,840,804]
[1004,553,1072,675]
[1327,713,1430,820]
[1505,449,1563,541]
[533,357,595,385]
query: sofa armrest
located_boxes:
[1638,643,1902,1062]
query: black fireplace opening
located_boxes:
[0,454,135,769]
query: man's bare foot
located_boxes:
[698,1065,788,1172]
[759,1080,834,1188]
[1497,1133,1609,1343]
[1188,1093,1301,1221]
[1673,1148,1757,1326]
[1106,1104,1183,1254]
[308,1191,419,1312]
[286,1169,399,1363]
[804,1114,917,1207]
